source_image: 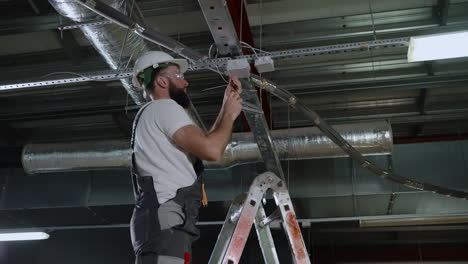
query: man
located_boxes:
[130,51,243,264]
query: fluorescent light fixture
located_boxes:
[0,232,49,241]
[407,31,468,62]
[360,214,468,227]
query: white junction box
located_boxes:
[254,56,275,73]
[226,58,251,78]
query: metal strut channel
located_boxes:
[0,70,132,90]
[190,38,410,70]
[0,39,409,91]
[197,0,242,56]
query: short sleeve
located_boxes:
[153,100,195,138]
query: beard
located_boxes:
[168,81,190,109]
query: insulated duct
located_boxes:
[49,0,149,104]
[207,121,392,169]
[22,121,392,174]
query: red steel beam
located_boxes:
[226,0,272,128]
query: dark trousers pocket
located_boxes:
[131,204,159,255]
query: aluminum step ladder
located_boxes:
[208,171,311,264]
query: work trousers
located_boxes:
[134,200,187,264]
[131,176,202,264]
[135,253,185,264]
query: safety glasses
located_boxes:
[160,72,185,80]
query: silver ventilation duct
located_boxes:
[22,121,392,174]
[49,0,149,104]
[207,121,392,169]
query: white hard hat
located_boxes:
[132,51,188,88]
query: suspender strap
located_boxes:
[131,102,152,199]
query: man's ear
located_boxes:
[156,75,169,89]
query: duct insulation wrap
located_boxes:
[207,121,392,168]
[22,121,392,174]
[49,0,150,104]
[22,140,131,174]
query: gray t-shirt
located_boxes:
[134,99,197,204]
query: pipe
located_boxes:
[22,121,392,174]
[49,0,149,104]
[359,214,468,227]
[3,213,468,232]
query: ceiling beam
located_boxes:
[436,0,450,26]
[0,37,410,91]
[56,29,82,65]
[417,88,427,116]
[412,61,434,137]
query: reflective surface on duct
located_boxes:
[49,0,149,104]
[206,121,392,168]
[21,140,131,174]
[22,121,392,173]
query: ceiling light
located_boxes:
[407,31,468,62]
[0,232,50,241]
[360,214,468,227]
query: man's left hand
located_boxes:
[228,75,242,95]
[223,75,243,104]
